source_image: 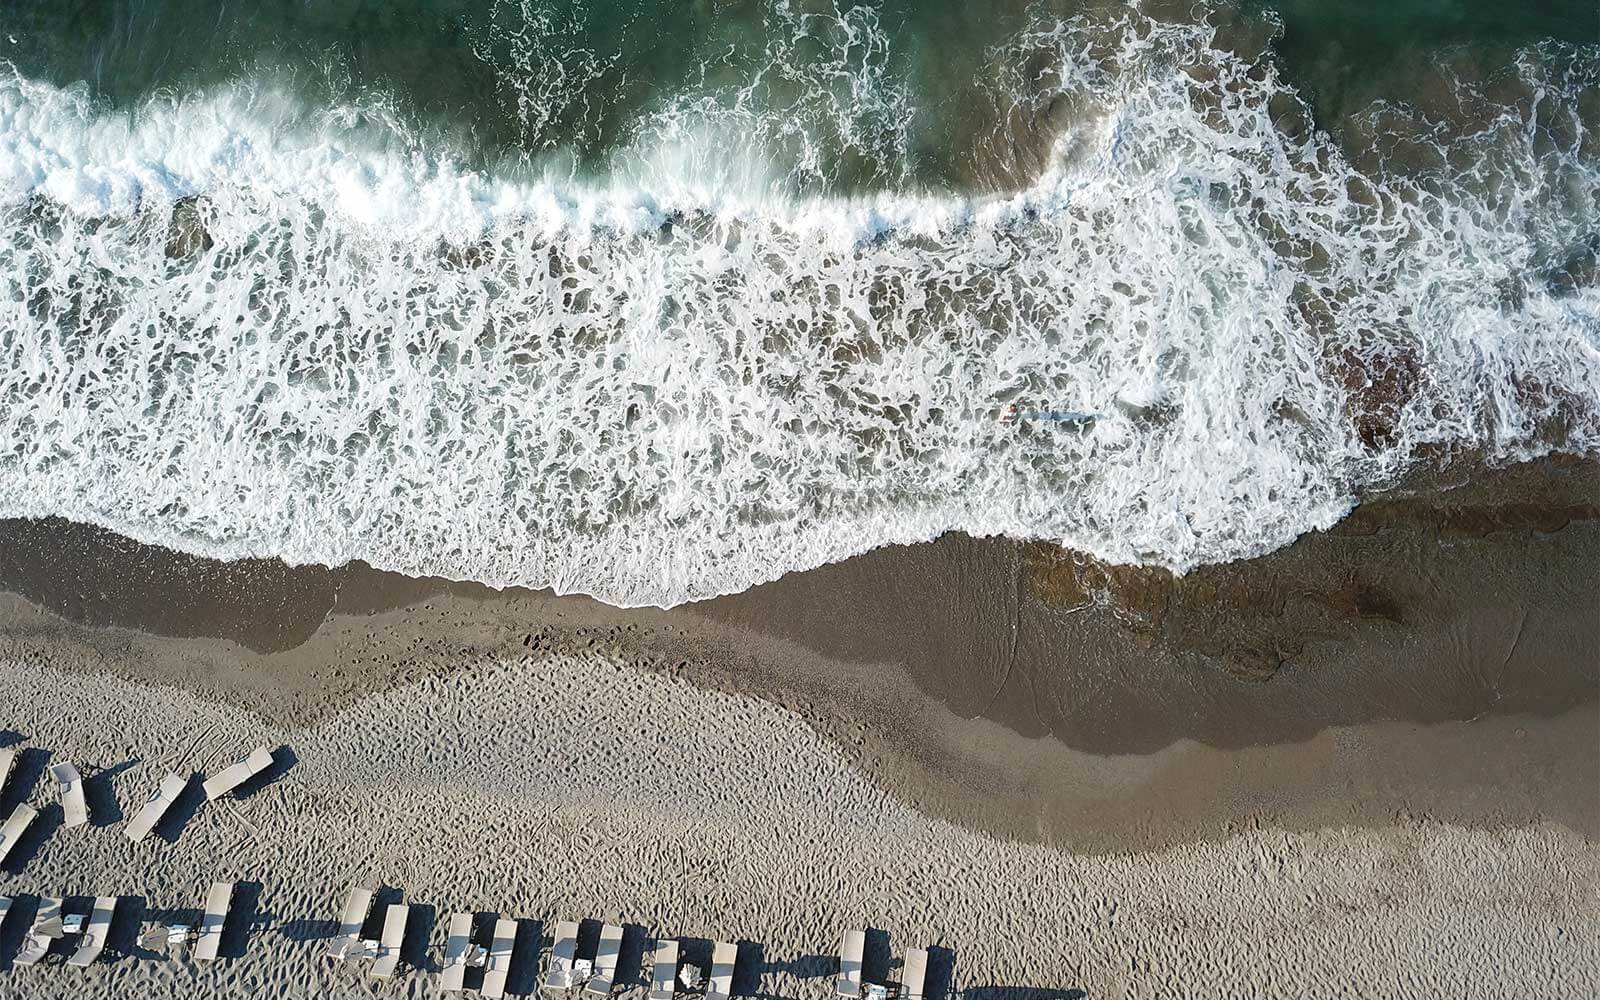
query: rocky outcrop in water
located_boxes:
[1026,457,1599,680]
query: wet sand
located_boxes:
[0,458,1595,852]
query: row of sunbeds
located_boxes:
[0,743,279,869]
[5,744,937,995]
[0,882,239,967]
[1,880,933,997]
[324,888,727,998]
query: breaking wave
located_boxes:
[0,9,1596,606]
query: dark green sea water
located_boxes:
[4,0,1594,188]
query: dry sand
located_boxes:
[1,652,1596,1000]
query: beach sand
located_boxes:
[0,459,1596,997]
[1,654,1596,1000]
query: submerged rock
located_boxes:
[1027,457,1600,681]
[165,197,214,258]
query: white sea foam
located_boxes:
[0,15,1596,606]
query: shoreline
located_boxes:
[0,458,1595,852]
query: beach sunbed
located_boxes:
[194,881,237,961]
[15,896,64,966]
[837,930,865,998]
[0,747,14,794]
[584,922,623,997]
[50,762,89,828]
[0,895,11,931]
[648,939,679,1000]
[481,917,519,999]
[371,902,410,978]
[202,746,275,801]
[441,912,488,992]
[124,772,191,843]
[544,919,581,990]
[707,941,738,998]
[326,885,376,961]
[0,802,38,865]
[900,947,928,1000]
[66,896,118,967]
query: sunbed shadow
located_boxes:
[403,901,437,973]
[863,928,891,985]
[152,777,208,845]
[106,893,146,958]
[576,917,601,964]
[234,744,296,801]
[762,951,836,981]
[83,758,137,827]
[927,946,956,1000]
[0,730,21,748]
[616,923,651,989]
[0,895,39,972]
[1,800,60,875]
[731,941,765,997]
[505,917,543,995]
[219,880,263,960]
[2,746,50,813]
[277,913,337,943]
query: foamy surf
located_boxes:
[0,12,1596,607]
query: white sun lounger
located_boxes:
[66,896,118,967]
[194,881,237,961]
[124,772,191,843]
[707,942,738,998]
[0,802,38,865]
[900,947,928,1000]
[326,885,376,961]
[441,912,489,992]
[649,939,680,1000]
[543,919,581,990]
[50,762,89,828]
[585,922,623,996]
[16,896,63,966]
[481,917,519,999]
[838,930,865,998]
[371,902,409,978]
[0,747,14,793]
[202,746,275,801]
